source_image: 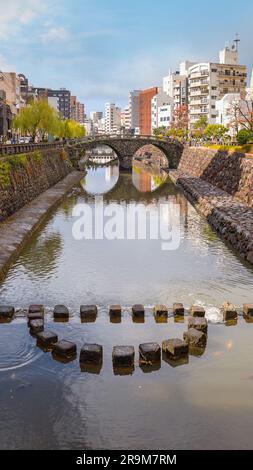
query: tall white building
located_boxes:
[188,39,247,128]
[163,61,196,108]
[121,106,131,131]
[151,89,174,132]
[105,103,121,134]
[128,90,141,133]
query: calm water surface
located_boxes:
[0,156,253,450]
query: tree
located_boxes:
[236,129,253,145]
[13,101,85,141]
[153,126,167,136]
[228,98,253,134]
[204,124,229,140]
[13,100,60,142]
[172,105,188,130]
[193,115,208,133]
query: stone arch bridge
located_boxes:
[67,135,184,170]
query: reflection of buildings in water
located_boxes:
[133,168,152,193]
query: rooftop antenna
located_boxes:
[234,33,240,51]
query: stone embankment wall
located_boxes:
[0,148,72,221]
[178,147,253,207]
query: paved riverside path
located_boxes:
[169,170,253,267]
[0,171,83,282]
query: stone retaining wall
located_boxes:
[178,147,253,207]
[170,170,253,267]
[0,148,72,221]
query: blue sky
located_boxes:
[0,0,252,114]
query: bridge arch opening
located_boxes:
[132,144,168,193]
[81,144,120,195]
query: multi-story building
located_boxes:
[248,69,253,99]
[151,89,174,132]
[139,87,158,135]
[128,90,141,133]
[188,39,247,128]
[32,87,71,119]
[90,111,103,122]
[105,103,121,134]
[0,71,22,114]
[163,62,195,109]
[0,90,12,139]
[121,106,131,132]
[48,96,60,113]
[70,96,85,123]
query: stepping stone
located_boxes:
[132,305,144,318]
[112,346,135,367]
[30,319,44,334]
[154,305,168,318]
[188,316,208,334]
[80,344,103,364]
[27,311,44,325]
[173,303,184,316]
[29,305,44,314]
[0,306,15,321]
[189,305,205,317]
[139,342,161,364]
[54,305,69,320]
[109,305,121,316]
[184,328,207,348]
[222,303,237,321]
[80,305,97,322]
[36,330,58,348]
[243,304,253,317]
[162,339,188,359]
[52,340,77,358]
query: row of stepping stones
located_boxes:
[13,305,210,366]
[1,302,252,323]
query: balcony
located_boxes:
[189,80,209,87]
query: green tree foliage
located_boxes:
[204,124,229,140]
[236,129,253,145]
[13,100,85,142]
[153,126,167,136]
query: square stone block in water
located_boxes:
[222,303,237,322]
[52,340,77,358]
[27,311,44,325]
[80,305,97,322]
[30,319,44,334]
[0,306,15,320]
[29,305,44,314]
[112,346,135,367]
[54,305,69,320]
[132,305,144,318]
[154,305,168,318]
[36,330,58,347]
[173,303,184,316]
[243,304,253,317]
[109,305,121,316]
[188,316,208,334]
[80,344,103,364]
[189,305,205,317]
[162,339,188,359]
[184,328,207,348]
[139,343,161,365]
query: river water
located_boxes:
[0,152,253,449]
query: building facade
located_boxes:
[151,89,174,132]
[188,41,247,128]
[0,72,22,115]
[129,90,141,133]
[105,103,121,134]
[139,87,158,135]
[0,90,13,139]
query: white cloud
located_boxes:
[0,54,15,72]
[40,26,70,44]
[0,0,48,38]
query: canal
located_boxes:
[0,147,253,449]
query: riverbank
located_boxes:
[0,171,83,282]
[169,170,253,267]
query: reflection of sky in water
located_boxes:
[81,165,119,195]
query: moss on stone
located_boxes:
[9,154,29,168]
[0,162,11,189]
[30,150,42,162]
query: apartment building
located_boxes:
[188,40,247,128]
[139,87,158,135]
[105,103,121,134]
[163,62,195,108]
[121,106,131,131]
[151,89,174,132]
[0,71,22,114]
[129,90,141,133]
